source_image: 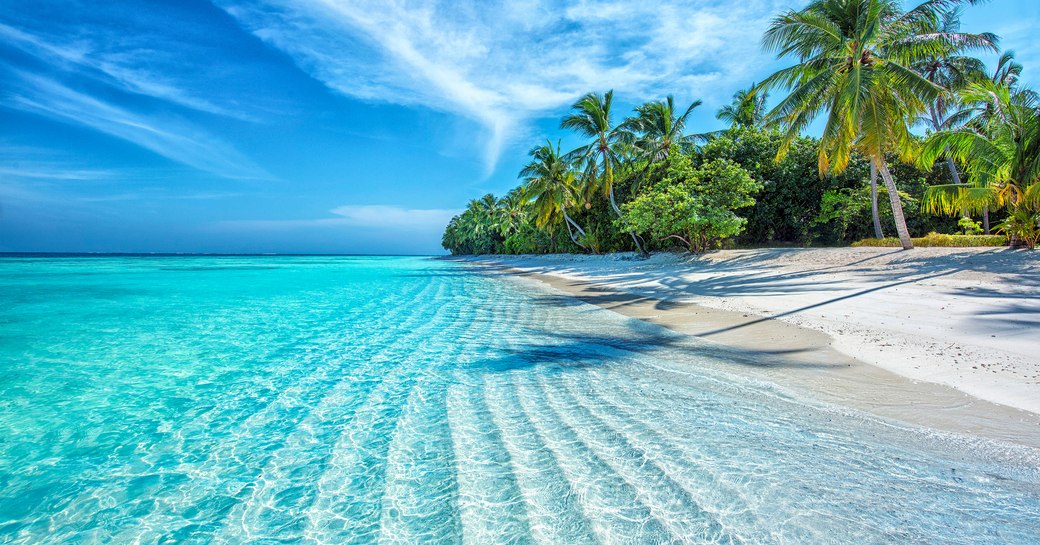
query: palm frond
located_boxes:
[921,183,997,215]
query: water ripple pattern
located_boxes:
[0,256,1038,544]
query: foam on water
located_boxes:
[0,256,1038,544]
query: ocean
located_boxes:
[1,255,1038,544]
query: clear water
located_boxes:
[0,256,1038,544]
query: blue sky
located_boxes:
[1,0,1037,254]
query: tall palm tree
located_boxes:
[561,90,646,255]
[935,50,1025,232]
[920,80,1040,237]
[757,0,978,250]
[912,7,997,192]
[520,140,592,252]
[716,85,769,129]
[621,95,705,163]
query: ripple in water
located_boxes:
[0,255,1038,544]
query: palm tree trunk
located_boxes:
[945,157,968,218]
[603,149,647,256]
[983,206,990,234]
[931,108,968,218]
[945,157,963,186]
[608,184,647,256]
[562,209,589,251]
[870,162,884,239]
[877,159,913,250]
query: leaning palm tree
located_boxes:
[919,80,1040,242]
[716,85,769,130]
[621,95,705,163]
[520,140,592,252]
[757,0,979,250]
[561,91,646,255]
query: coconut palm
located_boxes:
[467,194,499,236]
[495,188,530,237]
[561,90,646,255]
[919,80,1040,245]
[520,140,592,252]
[991,50,1023,87]
[621,95,705,163]
[716,85,769,129]
[757,0,983,250]
[931,50,1026,232]
[912,7,997,189]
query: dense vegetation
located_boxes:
[443,0,1039,255]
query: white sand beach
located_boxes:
[457,247,1040,443]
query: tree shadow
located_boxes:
[460,248,1040,342]
[464,319,839,378]
[970,303,1040,331]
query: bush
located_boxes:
[619,153,760,252]
[852,232,1008,247]
[957,216,983,235]
[996,209,1040,248]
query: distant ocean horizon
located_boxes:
[2,255,1038,543]
[0,252,442,257]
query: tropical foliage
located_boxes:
[919,71,1040,246]
[620,154,760,252]
[716,86,768,130]
[442,0,1036,255]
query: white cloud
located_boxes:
[329,205,460,228]
[218,204,460,230]
[0,22,253,120]
[216,0,787,171]
[3,72,269,180]
[0,165,116,181]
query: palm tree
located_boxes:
[912,7,997,196]
[991,50,1023,87]
[520,140,592,252]
[621,95,705,163]
[467,194,499,235]
[561,91,646,255]
[931,50,1025,232]
[919,80,1040,243]
[757,0,979,250]
[495,188,529,237]
[716,85,769,129]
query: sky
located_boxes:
[1,0,1037,254]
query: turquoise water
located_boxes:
[0,256,1038,544]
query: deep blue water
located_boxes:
[0,256,1038,544]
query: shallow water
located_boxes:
[0,255,1038,544]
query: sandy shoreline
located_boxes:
[449,247,1040,447]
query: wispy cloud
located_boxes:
[0,165,117,181]
[218,204,460,230]
[0,22,254,120]
[0,145,244,206]
[217,0,787,171]
[3,72,269,180]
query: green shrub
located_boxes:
[619,153,760,252]
[852,232,1008,247]
[996,209,1040,248]
[958,216,983,235]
